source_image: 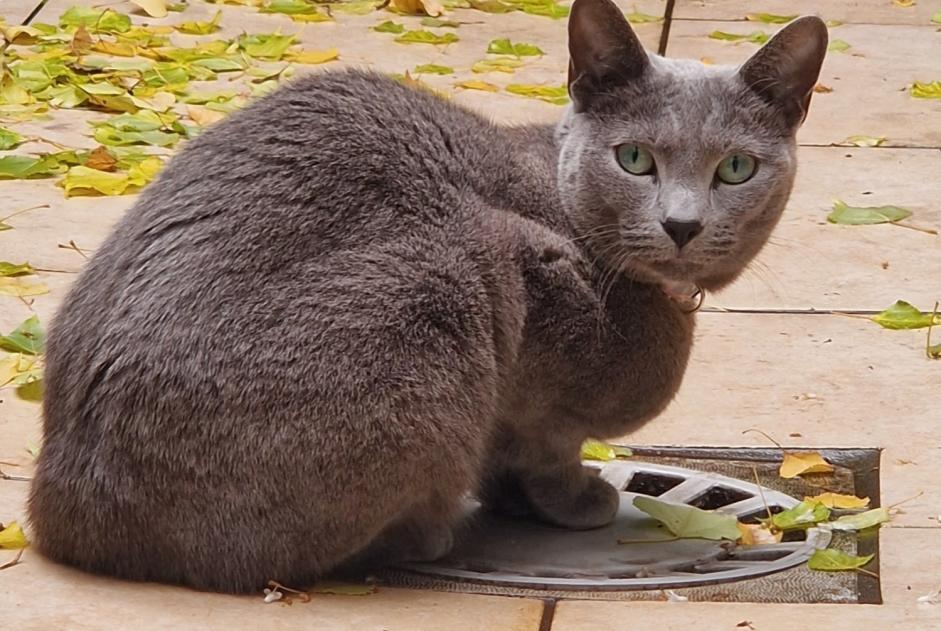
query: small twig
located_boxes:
[856,566,880,579]
[0,204,50,225]
[31,267,75,274]
[890,220,938,235]
[57,240,92,259]
[750,465,775,526]
[741,428,784,451]
[0,467,32,482]
[887,490,924,512]
[0,549,24,571]
[267,580,311,602]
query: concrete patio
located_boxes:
[1,0,939,628]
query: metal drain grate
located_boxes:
[377,447,882,604]
[396,460,829,590]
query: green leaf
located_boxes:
[514,1,568,18]
[311,581,378,595]
[911,81,941,99]
[0,127,26,151]
[328,0,378,14]
[486,38,544,56]
[373,20,405,33]
[414,63,454,75]
[174,10,223,34]
[709,30,770,44]
[808,549,874,572]
[59,7,132,33]
[394,30,459,44]
[932,12,941,24]
[828,39,851,53]
[633,496,741,540]
[0,155,64,179]
[745,12,796,24]
[829,507,891,531]
[420,17,460,27]
[467,0,515,13]
[827,200,912,225]
[581,439,632,461]
[472,58,524,73]
[0,262,34,277]
[844,134,886,147]
[505,83,569,104]
[261,0,319,13]
[871,300,940,330]
[238,34,297,60]
[0,315,45,355]
[764,500,830,531]
[624,10,662,23]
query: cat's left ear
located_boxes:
[567,0,649,112]
[739,16,828,126]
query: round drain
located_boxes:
[395,460,830,590]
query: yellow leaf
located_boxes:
[779,452,834,479]
[284,48,339,64]
[737,522,783,545]
[0,277,49,297]
[389,0,444,16]
[699,56,714,65]
[2,25,43,45]
[62,166,133,197]
[805,492,870,509]
[291,12,332,21]
[455,79,499,92]
[0,355,19,387]
[187,104,227,126]
[131,0,169,18]
[892,0,915,6]
[814,83,834,93]
[0,521,29,549]
[91,40,139,57]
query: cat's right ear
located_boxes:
[567,0,649,112]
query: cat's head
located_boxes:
[556,0,827,291]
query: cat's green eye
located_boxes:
[716,153,756,185]
[616,144,655,175]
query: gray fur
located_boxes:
[28,0,826,593]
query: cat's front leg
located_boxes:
[480,436,619,530]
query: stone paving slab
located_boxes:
[708,145,941,311]
[551,529,941,630]
[666,21,941,148]
[675,0,941,27]
[0,0,45,25]
[1,478,543,631]
[625,312,941,529]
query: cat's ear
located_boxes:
[567,0,649,112]
[739,16,828,126]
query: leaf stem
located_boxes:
[741,428,784,451]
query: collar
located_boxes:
[660,281,705,313]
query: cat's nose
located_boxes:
[661,219,703,249]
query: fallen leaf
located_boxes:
[261,0,321,14]
[0,278,49,297]
[779,452,834,478]
[486,38,544,56]
[745,12,796,24]
[709,30,770,44]
[131,0,170,18]
[0,262,34,277]
[467,0,515,13]
[624,10,662,23]
[805,492,870,509]
[0,317,43,357]
[826,19,844,27]
[844,134,886,147]
[506,83,568,104]
[420,17,459,27]
[765,500,831,530]
[394,30,458,44]
[290,11,332,21]
[175,10,223,34]
[0,522,29,549]
[238,34,297,60]
[454,79,499,92]
[580,438,632,461]
[633,496,741,540]
[388,0,444,16]
[187,104,227,126]
[932,13,941,24]
[829,507,891,531]
[0,127,26,150]
[737,522,783,545]
[892,0,915,6]
[85,146,119,171]
[872,300,940,330]
[827,199,912,225]
[285,48,339,64]
[513,0,568,18]
[813,83,833,93]
[311,581,378,595]
[911,81,941,99]
[59,7,132,33]
[472,58,524,73]
[808,549,874,572]
[413,63,454,75]
[373,20,405,33]
[828,39,851,53]
[61,165,135,197]
[1,24,43,45]
[329,1,378,15]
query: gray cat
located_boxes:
[28,0,827,593]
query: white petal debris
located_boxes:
[917,590,941,605]
[263,587,283,603]
[663,589,689,602]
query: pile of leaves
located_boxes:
[0,314,44,400]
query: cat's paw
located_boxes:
[534,474,620,530]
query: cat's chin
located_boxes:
[621,259,742,293]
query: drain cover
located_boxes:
[396,460,830,591]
